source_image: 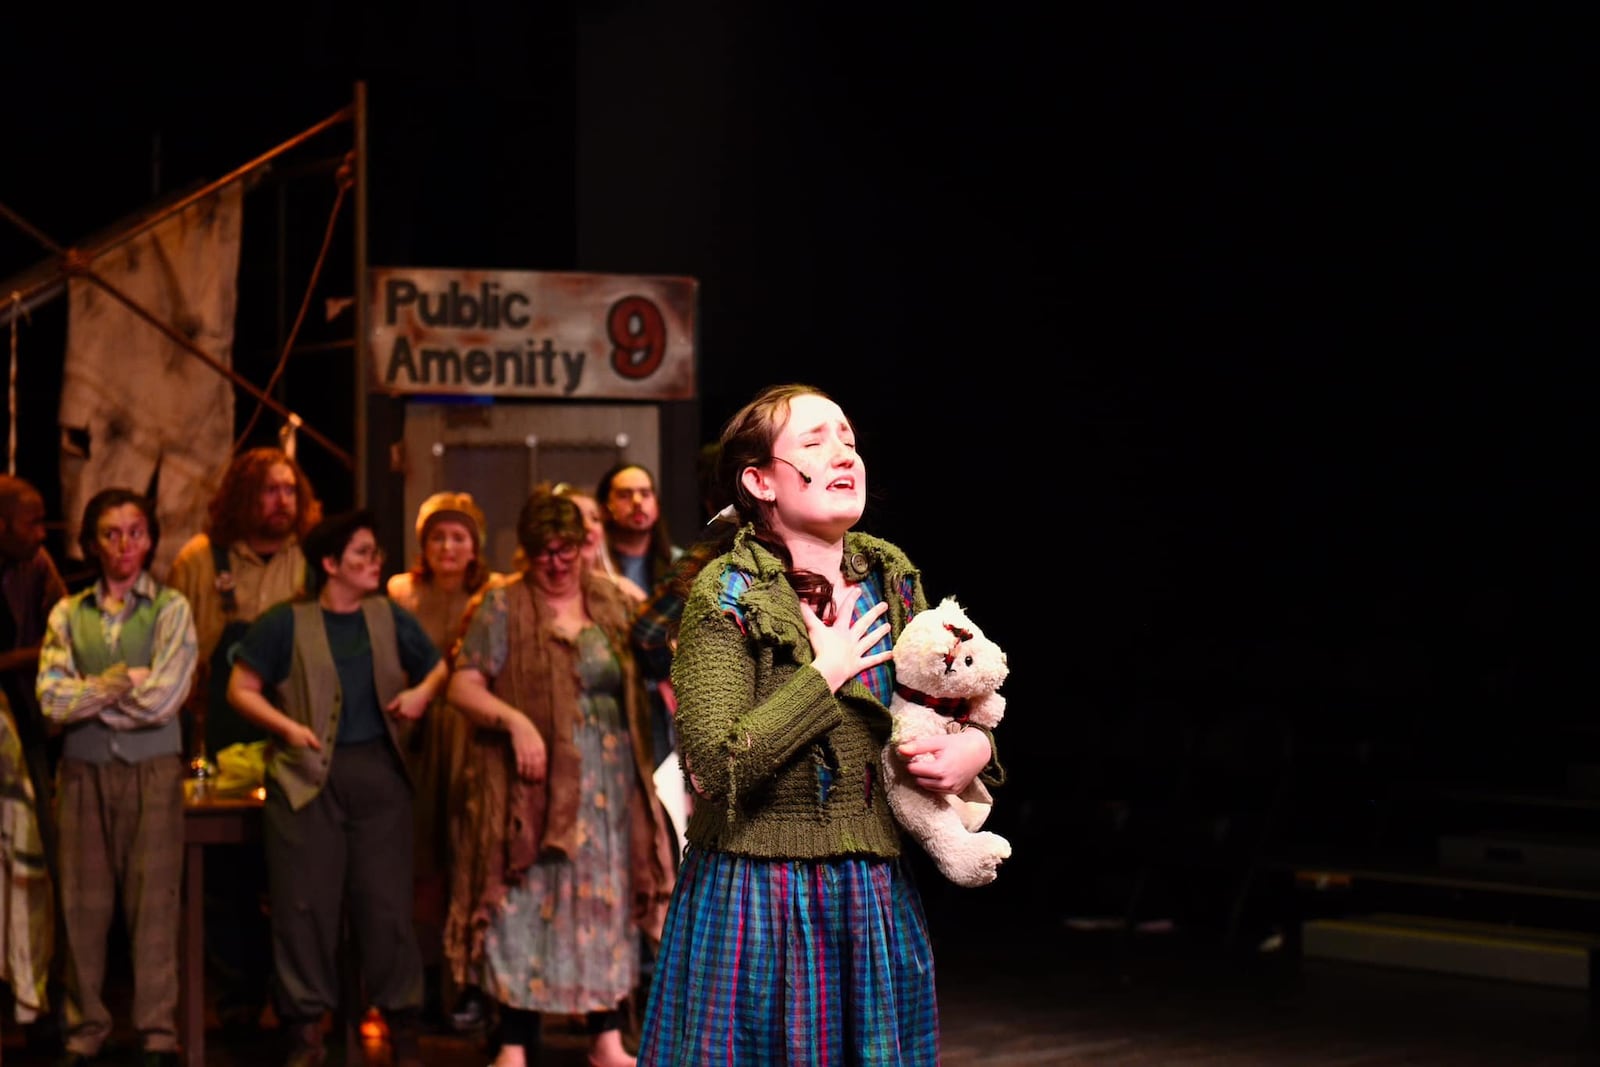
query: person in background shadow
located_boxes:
[226,509,447,1067]
[0,475,69,871]
[635,385,1002,1065]
[443,486,675,1067]
[0,474,69,1046]
[36,488,198,1067]
[386,491,503,1034]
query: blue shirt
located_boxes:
[235,597,440,744]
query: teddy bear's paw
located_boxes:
[938,831,1013,887]
[980,830,1013,864]
[946,858,1001,888]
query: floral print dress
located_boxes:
[455,589,639,1014]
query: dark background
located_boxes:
[2,5,1591,934]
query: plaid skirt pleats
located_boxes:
[637,847,939,1066]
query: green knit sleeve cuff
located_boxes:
[965,722,1007,788]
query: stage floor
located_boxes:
[5,918,1595,1067]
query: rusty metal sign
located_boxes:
[368,267,697,400]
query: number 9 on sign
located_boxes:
[608,296,666,379]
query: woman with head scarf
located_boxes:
[387,492,502,1026]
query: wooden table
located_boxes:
[181,783,263,1067]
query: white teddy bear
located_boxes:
[881,596,1011,887]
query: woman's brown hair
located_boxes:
[691,383,842,621]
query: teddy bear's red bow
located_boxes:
[893,683,970,718]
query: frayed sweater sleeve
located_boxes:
[670,598,844,810]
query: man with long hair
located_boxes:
[167,449,319,730]
[594,462,680,598]
[164,446,318,1032]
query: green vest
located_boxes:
[60,584,183,765]
[266,598,407,811]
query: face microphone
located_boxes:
[771,456,813,484]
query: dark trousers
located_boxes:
[264,739,423,1022]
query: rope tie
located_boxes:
[278,411,304,460]
[7,290,25,475]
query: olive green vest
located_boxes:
[60,584,183,765]
[266,598,407,811]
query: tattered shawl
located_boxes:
[443,570,676,987]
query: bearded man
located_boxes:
[164,446,318,1031]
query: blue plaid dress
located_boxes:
[637,571,939,1065]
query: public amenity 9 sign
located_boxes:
[368,267,698,400]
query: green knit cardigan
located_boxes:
[671,525,926,860]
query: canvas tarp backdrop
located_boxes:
[58,184,243,579]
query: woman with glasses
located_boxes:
[443,485,676,1067]
[225,509,449,1067]
[551,481,648,604]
